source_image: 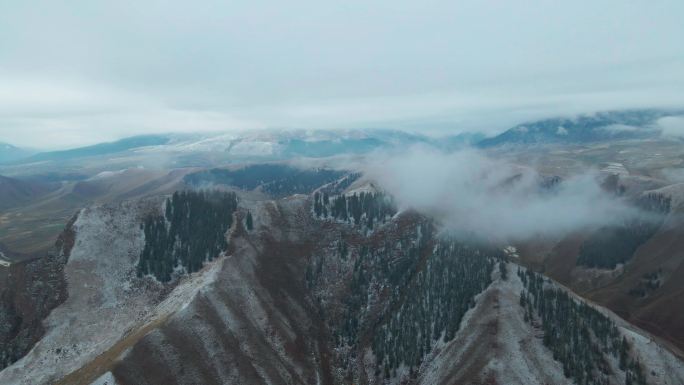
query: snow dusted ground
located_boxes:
[107,198,327,385]
[621,327,684,385]
[0,199,226,385]
[645,182,684,212]
[343,180,380,196]
[0,201,153,385]
[416,262,684,385]
[91,372,118,385]
[417,263,571,385]
[602,162,630,176]
[3,192,682,385]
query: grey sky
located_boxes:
[1,0,683,149]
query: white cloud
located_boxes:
[364,146,639,242]
[657,116,684,138]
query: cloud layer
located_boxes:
[1,1,683,148]
[657,116,684,138]
[364,146,638,242]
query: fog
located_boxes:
[363,146,638,242]
[658,116,684,138]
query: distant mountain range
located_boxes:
[0,130,482,166]
[478,109,682,147]
[2,109,682,166]
[7,135,170,164]
[0,143,34,164]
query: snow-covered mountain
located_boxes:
[478,109,683,147]
[5,129,480,170]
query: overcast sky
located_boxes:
[1,0,683,149]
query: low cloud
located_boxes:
[363,146,639,242]
[657,116,684,138]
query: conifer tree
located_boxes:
[246,210,254,231]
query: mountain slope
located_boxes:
[478,109,682,147]
[4,129,479,171]
[0,175,58,211]
[1,189,682,385]
[17,135,170,164]
[0,143,33,164]
[535,184,684,355]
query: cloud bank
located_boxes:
[657,116,684,138]
[364,146,638,242]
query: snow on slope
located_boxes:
[3,192,682,385]
[645,182,684,212]
[418,263,571,385]
[417,262,684,385]
[0,201,152,385]
[622,328,684,385]
[107,198,328,385]
[0,199,225,385]
[91,372,118,385]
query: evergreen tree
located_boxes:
[246,210,254,231]
[137,190,238,281]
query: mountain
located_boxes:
[2,111,684,385]
[1,181,682,385]
[0,175,58,211]
[17,135,171,164]
[0,142,33,164]
[0,168,190,255]
[478,109,682,147]
[4,130,479,171]
[144,129,435,160]
[533,179,684,355]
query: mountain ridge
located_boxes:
[478,109,684,147]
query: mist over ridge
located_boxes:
[362,145,643,242]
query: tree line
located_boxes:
[313,191,396,230]
[137,190,238,282]
[305,220,499,381]
[372,238,496,379]
[518,268,648,385]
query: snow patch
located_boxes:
[90,371,119,385]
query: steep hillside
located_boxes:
[535,184,684,354]
[0,216,74,370]
[583,215,684,353]
[0,196,232,385]
[2,189,682,385]
[0,175,57,211]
